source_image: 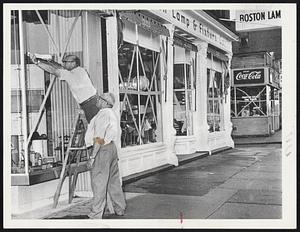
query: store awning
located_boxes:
[118,11,170,37]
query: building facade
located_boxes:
[9,9,238,214]
[230,23,282,136]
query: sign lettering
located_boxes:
[236,10,281,31]
[159,10,231,51]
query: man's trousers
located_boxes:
[88,142,126,219]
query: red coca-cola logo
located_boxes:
[235,71,262,80]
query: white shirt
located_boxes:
[85,108,121,148]
[59,66,96,104]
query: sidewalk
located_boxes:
[233,129,282,145]
[43,143,281,220]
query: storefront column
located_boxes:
[266,85,271,134]
[106,14,124,176]
[224,54,234,148]
[163,24,178,166]
[194,41,210,152]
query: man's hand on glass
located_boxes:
[28,52,38,64]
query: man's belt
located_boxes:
[80,94,98,106]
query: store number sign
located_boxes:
[233,68,265,85]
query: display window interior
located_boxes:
[118,39,162,147]
[231,86,267,117]
[11,10,89,178]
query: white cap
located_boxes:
[99,92,115,107]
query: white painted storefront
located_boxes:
[84,9,238,180]
[9,9,238,214]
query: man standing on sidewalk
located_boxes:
[29,53,99,123]
[85,92,126,219]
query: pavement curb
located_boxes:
[235,141,282,145]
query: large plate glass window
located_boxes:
[231,86,267,117]
[173,45,196,136]
[118,20,162,147]
[11,10,87,181]
[207,52,225,133]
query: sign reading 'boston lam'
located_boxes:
[233,69,265,85]
[236,9,281,31]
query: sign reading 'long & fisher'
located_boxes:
[233,68,265,85]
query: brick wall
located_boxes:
[233,29,282,59]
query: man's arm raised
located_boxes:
[28,53,63,77]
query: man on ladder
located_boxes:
[29,53,99,123]
[29,54,125,216]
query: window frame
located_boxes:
[207,52,225,133]
[118,27,163,148]
[173,46,196,137]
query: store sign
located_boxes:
[235,9,281,31]
[233,69,265,85]
[158,10,231,52]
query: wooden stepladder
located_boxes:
[53,112,88,208]
[52,112,115,214]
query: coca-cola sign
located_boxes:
[233,69,265,85]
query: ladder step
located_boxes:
[69,147,87,151]
[53,113,88,208]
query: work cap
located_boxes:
[99,92,115,107]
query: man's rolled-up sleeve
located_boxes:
[85,118,95,148]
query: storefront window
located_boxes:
[269,87,280,117]
[11,10,24,173]
[173,46,196,136]
[118,41,162,147]
[11,10,86,177]
[231,86,267,117]
[207,69,224,132]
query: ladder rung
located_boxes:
[69,147,87,151]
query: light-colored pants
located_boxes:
[89,142,126,219]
